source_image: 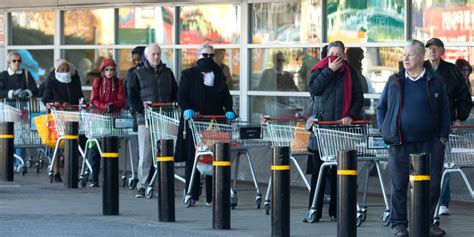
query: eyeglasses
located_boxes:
[202,53,215,58]
[11,59,22,63]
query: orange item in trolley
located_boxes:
[34,113,64,148]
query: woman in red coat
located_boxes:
[88,58,125,187]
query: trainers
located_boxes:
[90,182,99,187]
[430,224,446,237]
[53,173,62,183]
[439,206,450,216]
[135,188,145,198]
[206,202,212,206]
[392,224,408,237]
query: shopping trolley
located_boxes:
[261,116,312,215]
[304,120,390,227]
[434,125,474,225]
[144,102,184,199]
[80,108,137,188]
[0,99,48,175]
[47,104,86,183]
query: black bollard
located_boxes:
[157,139,175,222]
[64,121,79,188]
[0,122,14,181]
[102,136,119,215]
[409,153,430,237]
[337,149,357,237]
[212,142,231,230]
[271,146,290,237]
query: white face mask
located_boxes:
[55,72,72,83]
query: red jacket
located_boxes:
[90,59,125,111]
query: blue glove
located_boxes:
[225,111,235,121]
[184,109,195,120]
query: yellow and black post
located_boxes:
[102,136,119,215]
[157,139,175,222]
[0,122,14,181]
[271,146,290,237]
[212,142,231,230]
[64,121,79,188]
[337,149,357,237]
[409,153,430,237]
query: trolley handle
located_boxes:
[46,103,88,110]
[193,114,227,120]
[451,125,474,130]
[316,120,370,125]
[260,116,308,123]
[143,101,179,108]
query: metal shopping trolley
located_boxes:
[144,102,184,199]
[261,116,312,215]
[434,125,474,225]
[1,99,48,175]
[80,108,137,188]
[304,121,390,227]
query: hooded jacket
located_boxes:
[90,59,125,112]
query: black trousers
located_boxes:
[388,138,444,228]
[308,151,337,219]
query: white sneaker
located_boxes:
[439,205,450,215]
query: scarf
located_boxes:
[196,57,216,73]
[310,55,353,119]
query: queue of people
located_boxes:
[1,37,472,237]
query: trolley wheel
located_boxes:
[145,187,153,199]
[230,191,238,209]
[306,211,318,223]
[381,213,390,226]
[49,174,53,183]
[20,167,27,176]
[356,215,363,227]
[358,208,367,222]
[183,195,192,208]
[39,160,44,169]
[264,203,270,215]
[26,159,33,168]
[433,219,440,226]
[128,178,137,190]
[121,176,127,187]
[79,177,87,188]
[256,197,262,209]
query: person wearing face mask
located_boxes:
[88,58,125,187]
[0,51,39,100]
[175,44,234,206]
[42,59,84,182]
[128,44,178,198]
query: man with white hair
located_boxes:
[128,44,178,198]
[377,40,450,237]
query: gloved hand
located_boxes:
[183,109,195,120]
[13,89,23,98]
[225,111,235,121]
[17,90,29,100]
[107,103,114,113]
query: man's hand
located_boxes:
[62,102,70,108]
[328,57,344,72]
[339,117,353,125]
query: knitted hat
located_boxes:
[54,59,72,72]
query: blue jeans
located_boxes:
[440,174,450,207]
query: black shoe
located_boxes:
[90,182,99,187]
[330,216,337,222]
[392,224,408,237]
[430,224,445,237]
[135,188,145,198]
[54,174,62,182]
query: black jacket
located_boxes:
[376,70,450,145]
[174,65,233,163]
[123,63,143,109]
[309,66,364,121]
[127,62,177,124]
[0,69,39,99]
[42,71,84,105]
[424,60,472,121]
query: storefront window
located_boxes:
[327,0,405,43]
[63,9,114,45]
[62,49,113,85]
[250,1,321,44]
[412,1,474,43]
[117,6,174,45]
[9,11,54,45]
[8,49,53,84]
[250,48,320,92]
[178,48,240,90]
[249,96,311,122]
[179,4,240,44]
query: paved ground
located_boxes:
[1,170,473,237]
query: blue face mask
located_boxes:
[55,71,72,83]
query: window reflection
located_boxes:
[63,9,114,45]
[10,11,54,45]
[250,48,320,91]
[62,49,113,85]
[327,0,405,43]
[117,7,174,45]
[251,1,321,44]
[179,4,240,44]
[359,47,403,93]
[250,96,311,122]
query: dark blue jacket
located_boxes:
[376,70,450,145]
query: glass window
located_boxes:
[250,1,321,44]
[412,1,474,42]
[9,11,55,45]
[179,4,241,44]
[250,48,320,92]
[250,96,311,122]
[62,49,113,85]
[8,49,53,84]
[63,9,114,45]
[178,48,240,90]
[117,6,174,45]
[115,48,175,80]
[327,0,405,43]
